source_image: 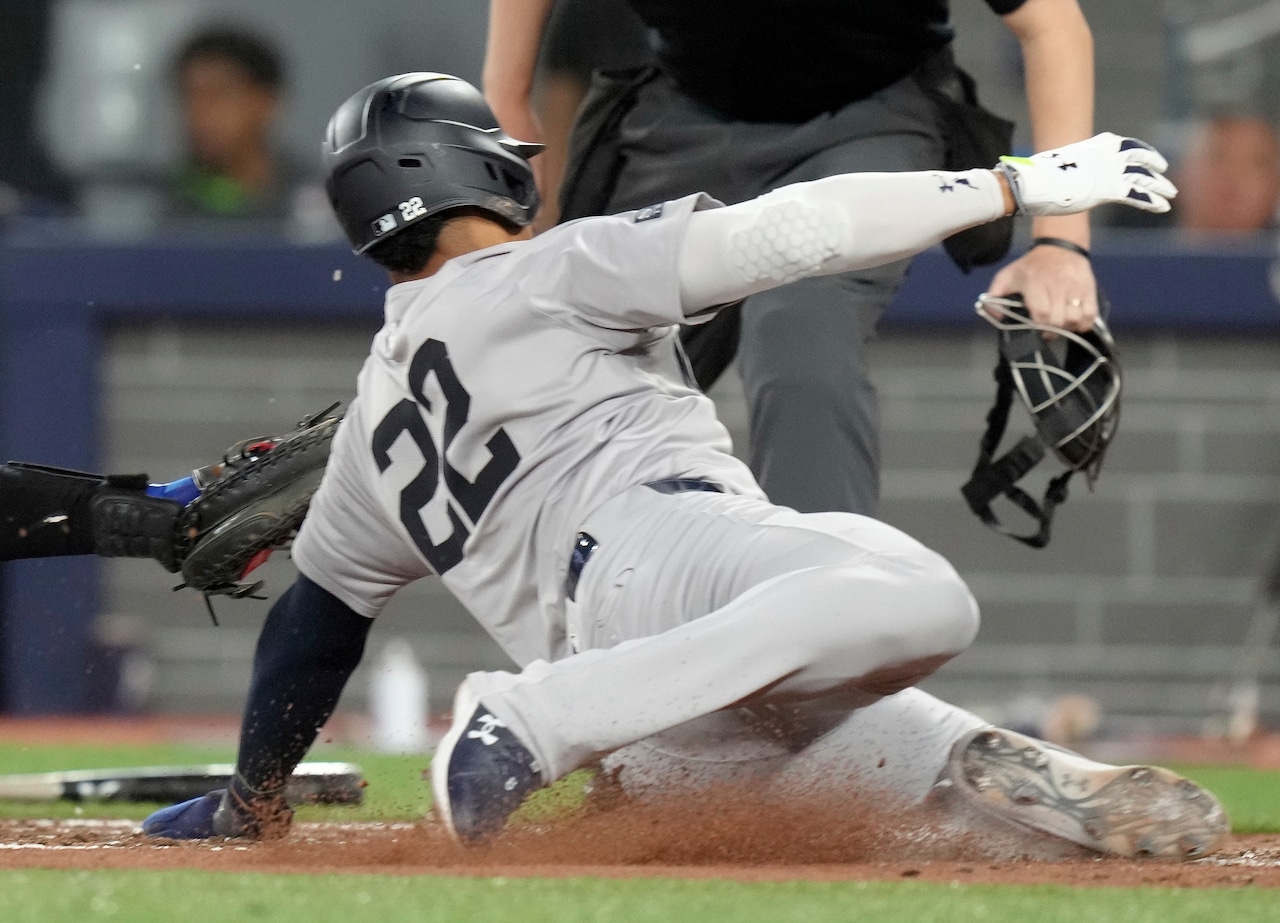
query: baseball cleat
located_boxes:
[431,680,544,845]
[142,791,227,839]
[945,727,1229,859]
[141,786,293,840]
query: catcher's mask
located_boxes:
[961,293,1121,548]
[322,73,543,254]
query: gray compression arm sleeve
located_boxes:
[676,169,1007,313]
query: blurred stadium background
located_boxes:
[0,0,1277,750]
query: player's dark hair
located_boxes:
[174,25,286,90]
[364,207,517,275]
[364,214,451,275]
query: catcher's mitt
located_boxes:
[178,404,340,603]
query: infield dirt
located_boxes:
[1,809,1276,888]
[2,718,1277,888]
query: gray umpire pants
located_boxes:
[604,73,946,515]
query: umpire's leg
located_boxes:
[603,73,945,514]
[735,82,944,515]
[737,268,892,515]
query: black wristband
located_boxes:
[1030,237,1091,261]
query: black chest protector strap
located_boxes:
[960,358,1074,549]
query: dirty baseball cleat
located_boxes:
[944,727,1230,859]
[141,785,293,840]
[142,790,228,839]
[141,783,293,839]
[431,680,545,844]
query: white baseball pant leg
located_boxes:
[603,686,987,805]
[465,486,979,782]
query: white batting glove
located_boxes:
[995,132,1177,217]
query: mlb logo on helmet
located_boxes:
[372,213,398,237]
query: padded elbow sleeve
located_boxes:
[724,198,845,288]
[678,170,1005,312]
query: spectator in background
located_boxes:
[1176,113,1280,233]
[0,0,76,219]
[165,25,330,237]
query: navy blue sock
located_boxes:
[233,575,372,799]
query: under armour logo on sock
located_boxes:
[468,713,506,746]
[1057,161,1079,171]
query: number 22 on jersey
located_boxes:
[371,338,520,574]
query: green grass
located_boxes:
[1,743,1274,833]
[1,871,1279,923]
[0,741,599,824]
[0,742,432,822]
[1170,765,1280,834]
[0,742,1276,921]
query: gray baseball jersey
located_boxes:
[292,193,763,667]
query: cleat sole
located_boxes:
[948,728,1230,860]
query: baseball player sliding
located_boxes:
[137,72,1225,858]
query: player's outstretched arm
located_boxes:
[0,409,337,605]
[143,575,371,840]
[676,132,1175,312]
[0,463,185,565]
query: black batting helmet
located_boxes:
[322,73,542,253]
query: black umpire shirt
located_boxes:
[627,0,1028,123]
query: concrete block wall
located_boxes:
[100,321,1280,729]
[862,330,1280,729]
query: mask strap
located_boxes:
[960,356,1075,548]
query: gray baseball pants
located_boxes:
[604,72,946,515]
[467,486,978,783]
